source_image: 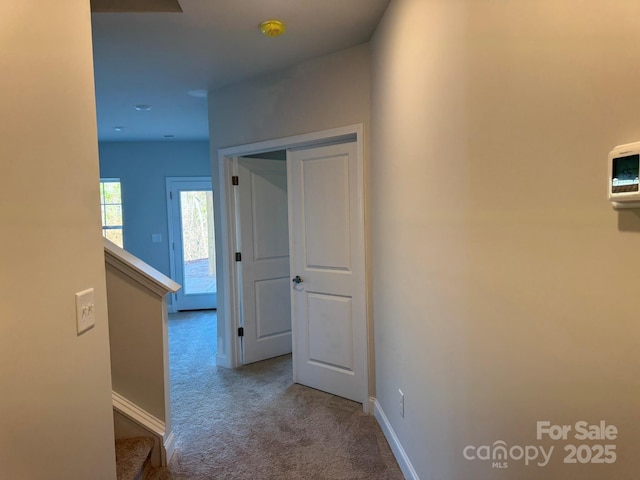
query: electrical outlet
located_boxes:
[75,288,95,335]
[399,389,405,418]
[151,233,162,243]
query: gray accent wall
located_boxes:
[99,141,211,278]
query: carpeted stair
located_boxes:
[115,437,173,480]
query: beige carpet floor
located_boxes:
[167,311,404,480]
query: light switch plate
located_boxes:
[75,288,95,335]
[152,233,162,243]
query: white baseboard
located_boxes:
[216,352,229,368]
[112,391,174,466]
[163,431,176,465]
[168,302,177,314]
[373,398,420,480]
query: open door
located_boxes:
[288,141,366,403]
[236,157,292,364]
[219,127,368,404]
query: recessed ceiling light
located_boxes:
[188,89,208,98]
[164,135,175,138]
[260,19,286,37]
[134,104,152,111]
[113,126,126,132]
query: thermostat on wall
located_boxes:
[608,142,640,209]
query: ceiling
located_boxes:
[91,0,390,142]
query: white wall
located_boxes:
[0,2,116,479]
[208,44,370,150]
[208,44,371,364]
[106,266,167,421]
[371,0,640,478]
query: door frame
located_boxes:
[216,124,371,412]
[166,176,215,312]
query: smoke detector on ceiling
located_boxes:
[260,19,286,37]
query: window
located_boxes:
[100,178,124,248]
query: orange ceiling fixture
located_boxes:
[260,19,286,37]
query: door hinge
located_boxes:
[238,327,244,337]
[169,191,173,200]
[235,252,242,262]
[232,176,239,186]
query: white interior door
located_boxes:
[237,158,292,364]
[288,141,365,403]
[167,178,217,311]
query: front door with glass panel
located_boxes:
[167,178,216,311]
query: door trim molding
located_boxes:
[217,124,369,411]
